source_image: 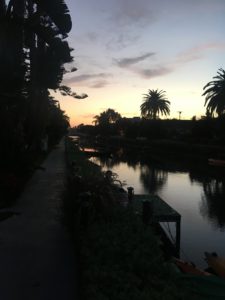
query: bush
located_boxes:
[80,205,194,300]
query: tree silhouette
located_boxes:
[0,0,72,166]
[93,109,121,126]
[24,0,73,149]
[47,96,70,145]
[202,68,225,117]
[140,89,170,120]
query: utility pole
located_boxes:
[177,111,182,120]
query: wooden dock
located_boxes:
[133,194,181,255]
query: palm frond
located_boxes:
[34,0,72,34]
[203,68,225,117]
[140,89,170,119]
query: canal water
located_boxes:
[89,149,225,269]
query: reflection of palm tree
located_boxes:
[98,155,121,169]
[200,179,225,229]
[202,68,225,117]
[140,165,168,194]
[93,148,139,170]
[140,89,170,120]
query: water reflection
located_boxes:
[140,165,168,194]
[90,145,225,230]
[78,139,225,265]
[189,167,225,229]
[92,148,140,170]
[200,179,225,229]
[91,148,168,194]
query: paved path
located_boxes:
[0,140,77,300]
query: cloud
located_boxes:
[113,52,174,79]
[135,66,174,79]
[176,42,225,63]
[63,73,112,85]
[90,80,109,88]
[86,32,98,42]
[105,0,159,50]
[74,93,88,99]
[115,52,156,68]
[111,0,158,28]
[123,42,225,80]
[176,52,202,64]
[79,113,96,119]
[106,32,140,51]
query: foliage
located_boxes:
[65,137,103,183]
[140,89,170,120]
[0,0,73,148]
[0,0,72,206]
[93,108,121,126]
[80,206,194,300]
[46,97,70,146]
[92,108,122,136]
[202,68,225,117]
[59,85,88,99]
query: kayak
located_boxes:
[208,159,225,167]
[173,258,211,276]
[205,252,225,278]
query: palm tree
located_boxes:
[140,89,170,120]
[202,68,225,117]
[93,114,101,126]
[93,109,121,126]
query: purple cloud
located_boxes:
[135,66,173,79]
[111,0,158,28]
[176,42,225,63]
[90,80,109,88]
[63,73,112,85]
[115,52,156,68]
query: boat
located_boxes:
[204,252,225,278]
[173,255,225,299]
[173,257,211,276]
[208,159,225,167]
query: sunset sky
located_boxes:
[57,0,225,126]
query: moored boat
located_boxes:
[205,252,225,278]
[173,257,211,276]
[208,159,225,167]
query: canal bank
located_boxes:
[75,133,225,162]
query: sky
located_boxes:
[56,0,225,126]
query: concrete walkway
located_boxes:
[0,140,77,300]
